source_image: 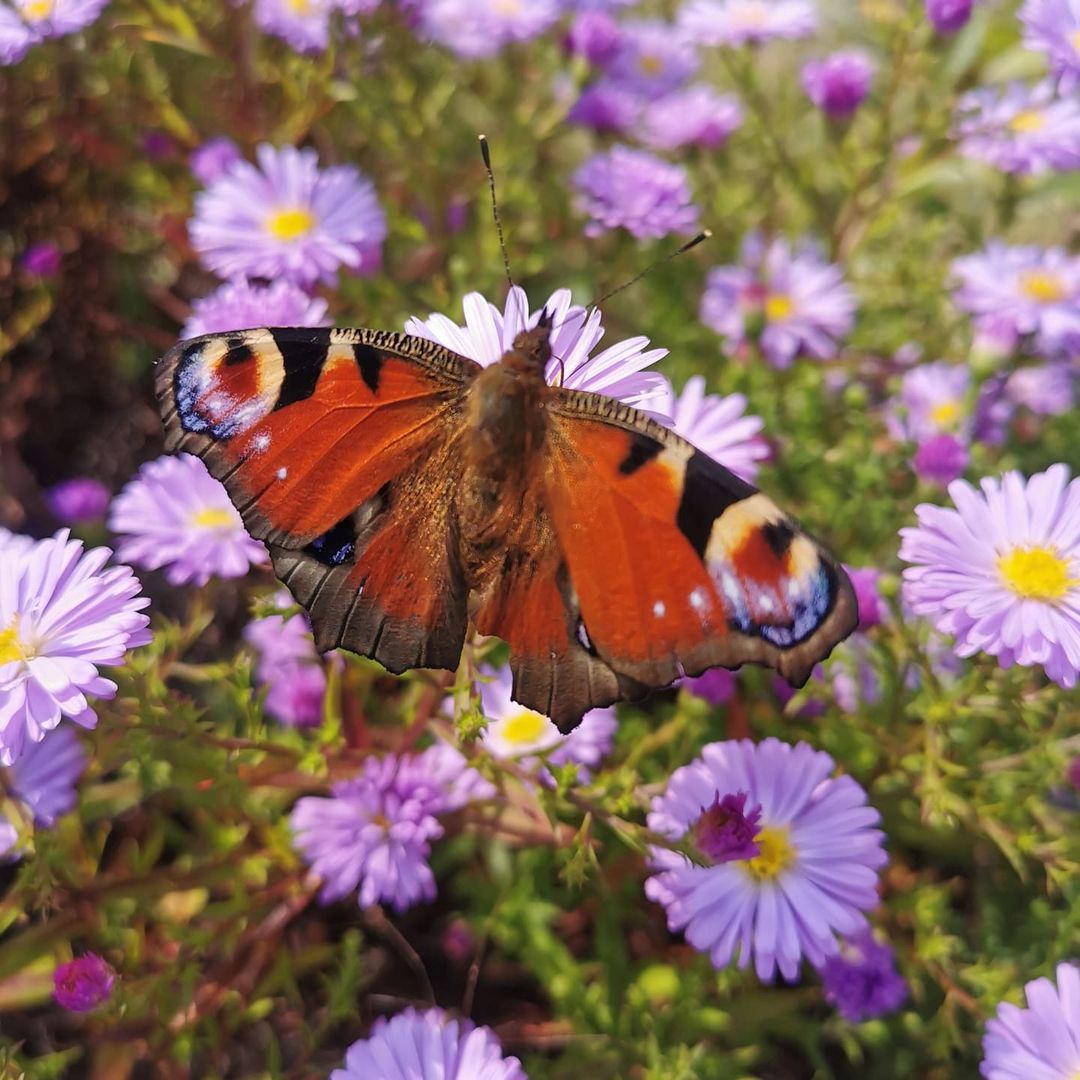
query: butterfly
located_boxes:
[156,311,857,730]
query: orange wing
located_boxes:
[157,327,478,672]
[496,388,857,726]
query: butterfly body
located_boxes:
[158,317,857,729]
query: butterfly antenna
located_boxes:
[478,134,514,290]
[589,229,713,310]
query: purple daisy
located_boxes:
[953,81,1080,175]
[1020,0,1080,91]
[951,243,1080,358]
[664,375,768,482]
[417,0,562,58]
[681,666,738,706]
[254,0,333,52]
[181,278,330,339]
[601,19,698,97]
[846,566,884,631]
[21,241,61,277]
[567,81,643,133]
[572,145,699,241]
[981,963,1080,1078]
[700,234,856,369]
[0,529,34,559]
[886,360,971,444]
[640,85,743,151]
[46,478,110,525]
[53,953,115,1012]
[189,143,387,287]
[645,738,886,982]
[9,724,85,826]
[332,1007,526,1080]
[678,0,817,46]
[925,0,974,32]
[0,531,150,766]
[291,746,493,911]
[189,137,243,185]
[109,453,267,587]
[912,434,970,485]
[819,929,907,1022]
[565,10,621,64]
[0,0,108,65]
[801,51,874,119]
[1006,362,1075,416]
[404,286,673,421]
[900,464,1080,688]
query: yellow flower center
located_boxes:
[639,54,663,76]
[744,825,795,881]
[492,0,522,13]
[287,0,309,11]
[265,207,317,242]
[1008,109,1047,133]
[22,0,54,20]
[0,618,26,666]
[501,710,548,746]
[1019,270,1067,305]
[930,399,962,428]
[764,294,794,322]
[998,546,1075,602]
[191,507,235,529]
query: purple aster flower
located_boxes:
[0,531,150,766]
[9,725,85,826]
[681,666,738,706]
[912,434,970,485]
[181,278,330,339]
[886,360,971,444]
[109,453,266,587]
[700,234,856,369]
[953,81,1080,175]
[640,85,743,151]
[291,746,493,911]
[0,529,34,559]
[417,0,562,58]
[567,81,642,133]
[53,953,115,1012]
[189,137,243,185]
[801,51,874,119]
[573,145,699,241]
[189,143,387,287]
[693,791,762,863]
[1020,0,1080,91]
[819,929,907,1022]
[405,285,673,421]
[20,241,61,277]
[332,1007,526,1080]
[900,464,1080,688]
[254,0,333,52]
[46,478,110,524]
[846,566,884,631]
[646,738,886,982]
[679,0,817,46]
[565,10,621,64]
[0,0,108,64]
[981,963,1080,1078]
[602,19,698,97]
[951,243,1080,358]
[1006,362,1075,416]
[925,0,974,32]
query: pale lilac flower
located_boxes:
[53,954,115,1012]
[1020,0,1080,90]
[640,86,743,151]
[980,963,1080,1078]
[418,0,562,58]
[954,81,1080,175]
[1006,362,1075,416]
[573,145,699,240]
[664,375,768,482]
[46,478,110,524]
[801,51,874,118]
[181,278,330,339]
[602,19,698,97]
[0,532,150,766]
[331,1007,526,1080]
[20,242,61,276]
[951,243,1080,358]
[109,453,266,587]
[0,529,34,559]
[189,144,387,287]
[254,0,333,52]
[646,738,886,982]
[900,464,1080,688]
[819,929,907,1022]
[292,746,493,911]
[0,0,109,64]
[189,137,242,185]
[568,81,642,133]
[565,10,620,64]
[700,234,856,368]
[9,724,85,826]
[405,285,673,421]
[679,0,817,46]
[926,0,974,32]
[886,360,971,444]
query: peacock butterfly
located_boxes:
[156,312,857,729]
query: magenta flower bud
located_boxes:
[565,11,620,65]
[20,242,61,277]
[846,566,885,631]
[189,137,243,185]
[926,0,974,33]
[53,954,115,1012]
[912,433,969,485]
[801,51,874,118]
[693,791,762,863]
[45,478,110,525]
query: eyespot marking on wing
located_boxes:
[305,515,357,567]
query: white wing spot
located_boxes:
[759,595,775,613]
[689,587,709,611]
[253,433,271,453]
[653,600,666,618]
[276,467,288,480]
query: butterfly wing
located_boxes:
[157,326,478,672]
[495,387,857,726]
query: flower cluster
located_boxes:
[0,0,109,66]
